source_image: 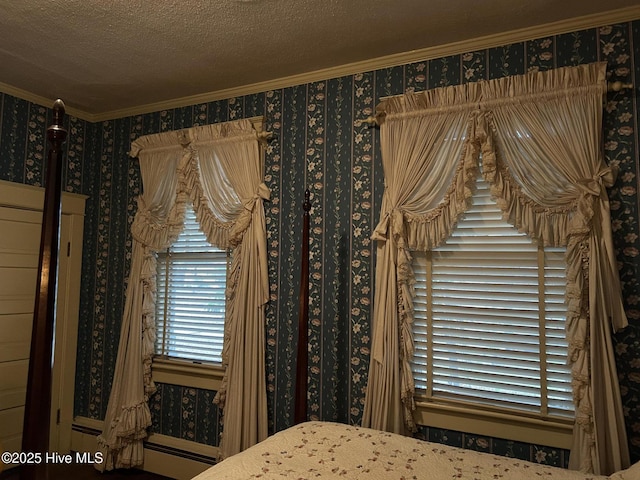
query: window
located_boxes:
[412,171,574,420]
[155,206,227,364]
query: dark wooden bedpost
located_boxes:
[21,99,67,480]
[294,189,311,424]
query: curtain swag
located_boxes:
[97,118,270,470]
[362,62,630,475]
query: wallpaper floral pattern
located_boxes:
[0,17,639,466]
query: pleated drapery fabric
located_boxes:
[362,62,630,475]
[96,119,269,470]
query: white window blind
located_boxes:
[412,172,574,419]
[155,207,227,364]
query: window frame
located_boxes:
[410,173,574,448]
[151,206,227,389]
[152,356,224,391]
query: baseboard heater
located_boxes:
[71,421,217,466]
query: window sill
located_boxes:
[152,357,224,391]
[414,398,573,449]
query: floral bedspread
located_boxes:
[192,421,635,480]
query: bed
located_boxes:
[189,189,639,480]
[193,421,638,480]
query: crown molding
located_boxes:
[2,6,639,123]
[0,81,88,120]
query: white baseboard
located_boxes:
[71,416,218,480]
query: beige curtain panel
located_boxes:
[97,119,269,470]
[362,62,629,475]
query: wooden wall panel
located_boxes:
[0,182,86,455]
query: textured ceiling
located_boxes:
[0,1,638,118]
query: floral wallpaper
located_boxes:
[414,425,570,468]
[0,17,639,467]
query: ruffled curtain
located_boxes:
[187,123,270,458]
[97,119,269,470]
[362,62,630,475]
[362,84,481,434]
